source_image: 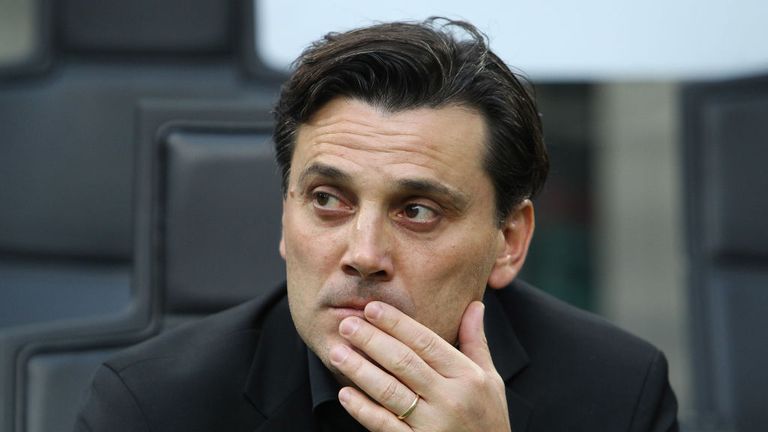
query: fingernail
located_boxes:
[339,317,360,336]
[365,302,382,320]
[338,388,351,404]
[330,344,350,364]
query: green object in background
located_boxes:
[521,224,593,311]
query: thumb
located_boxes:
[458,301,494,371]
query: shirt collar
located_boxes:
[484,287,530,382]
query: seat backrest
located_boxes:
[0,0,278,326]
[683,74,768,432]
[0,0,283,430]
[8,99,282,432]
[136,100,285,320]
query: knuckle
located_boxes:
[358,324,376,348]
[347,354,365,376]
[350,400,363,417]
[388,313,405,333]
[490,370,505,387]
[446,396,469,414]
[377,379,400,404]
[465,368,489,389]
[391,350,418,375]
[412,331,437,355]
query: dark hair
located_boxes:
[273,17,548,223]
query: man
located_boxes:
[75,18,678,431]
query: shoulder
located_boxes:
[75,285,288,431]
[493,280,678,431]
[496,279,660,366]
[107,285,286,372]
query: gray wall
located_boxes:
[593,82,691,417]
[0,0,37,65]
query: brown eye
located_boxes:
[312,190,347,211]
[403,204,438,222]
[315,191,331,206]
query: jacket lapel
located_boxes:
[242,296,318,432]
[485,289,533,432]
[251,382,317,432]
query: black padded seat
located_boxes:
[0,258,131,328]
[162,129,285,315]
[25,349,122,432]
[0,1,283,430]
[0,61,278,333]
[60,0,233,54]
[5,100,282,432]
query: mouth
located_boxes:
[328,299,370,320]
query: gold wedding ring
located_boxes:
[397,394,420,420]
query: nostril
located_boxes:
[370,270,388,279]
[341,264,390,280]
[342,264,358,276]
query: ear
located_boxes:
[279,200,287,260]
[279,233,286,259]
[487,200,535,289]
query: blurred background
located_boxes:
[1,0,766,431]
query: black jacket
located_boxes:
[74,280,678,431]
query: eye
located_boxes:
[313,191,340,208]
[311,190,350,212]
[401,203,439,223]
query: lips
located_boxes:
[333,298,370,310]
[330,307,366,322]
[328,298,371,321]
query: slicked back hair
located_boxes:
[273,17,549,224]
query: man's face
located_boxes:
[280,97,513,373]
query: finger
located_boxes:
[458,301,495,371]
[338,387,413,432]
[363,301,476,377]
[338,316,440,395]
[329,342,422,418]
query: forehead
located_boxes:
[292,98,488,190]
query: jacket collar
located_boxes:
[243,295,318,431]
[484,288,533,431]
[243,287,533,431]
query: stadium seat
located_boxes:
[0,0,283,430]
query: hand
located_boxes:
[329,300,511,432]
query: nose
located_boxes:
[340,205,394,281]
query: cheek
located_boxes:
[401,232,497,340]
[283,209,344,278]
[407,231,496,288]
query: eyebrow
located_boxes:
[296,162,352,189]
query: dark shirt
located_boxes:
[308,350,368,432]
